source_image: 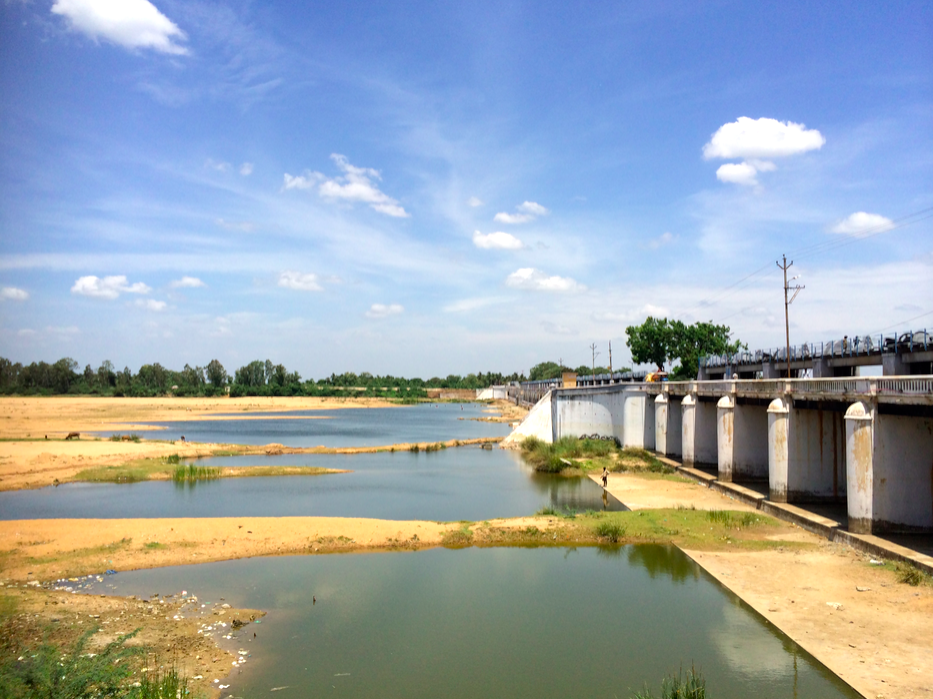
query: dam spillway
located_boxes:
[505,377,933,539]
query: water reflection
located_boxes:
[0,448,624,521]
[85,546,859,699]
[626,544,700,584]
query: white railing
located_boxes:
[643,377,933,400]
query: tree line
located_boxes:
[0,357,527,398]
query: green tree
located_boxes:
[626,317,744,379]
[625,317,674,370]
[529,361,569,381]
[669,320,746,380]
[206,359,227,388]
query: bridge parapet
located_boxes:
[645,377,933,405]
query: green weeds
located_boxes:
[108,433,141,442]
[0,624,196,699]
[631,667,706,699]
[520,436,617,473]
[171,464,220,483]
[595,521,626,542]
[441,525,474,548]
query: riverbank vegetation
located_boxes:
[76,456,341,485]
[631,667,706,699]
[0,356,526,398]
[520,436,677,476]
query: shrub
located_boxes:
[595,521,625,543]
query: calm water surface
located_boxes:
[0,448,623,520]
[87,546,860,699]
[103,403,512,447]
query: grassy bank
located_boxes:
[76,455,345,484]
[520,436,682,478]
[462,508,794,552]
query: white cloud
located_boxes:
[0,287,28,301]
[52,0,188,55]
[705,118,824,187]
[284,154,410,218]
[205,158,231,172]
[472,230,523,250]
[278,271,322,292]
[17,329,36,337]
[170,276,205,288]
[518,201,549,216]
[541,321,575,336]
[505,268,583,292]
[494,201,550,224]
[647,232,675,249]
[443,297,503,313]
[239,162,254,176]
[365,303,404,319]
[215,218,255,233]
[136,299,166,311]
[715,162,760,186]
[468,196,483,207]
[71,275,150,299]
[703,117,825,160]
[831,212,895,238]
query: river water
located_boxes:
[87,547,860,698]
[15,402,861,697]
[102,402,513,447]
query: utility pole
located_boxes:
[777,255,804,379]
[589,343,599,378]
[608,341,613,376]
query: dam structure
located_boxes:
[505,376,933,552]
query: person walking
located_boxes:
[601,467,609,489]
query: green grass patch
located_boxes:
[108,433,141,442]
[27,538,132,567]
[76,455,182,484]
[0,621,197,699]
[520,436,618,473]
[172,464,220,483]
[143,541,167,550]
[441,525,474,548]
[631,666,706,699]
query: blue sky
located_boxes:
[1,0,931,378]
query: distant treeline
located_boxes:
[0,357,527,398]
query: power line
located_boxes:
[872,309,933,334]
[673,205,933,322]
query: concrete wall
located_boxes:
[682,395,717,467]
[873,411,933,532]
[476,386,508,400]
[553,389,626,443]
[501,390,554,446]
[717,397,768,482]
[769,399,846,502]
[655,394,683,456]
[548,386,651,447]
[845,401,933,534]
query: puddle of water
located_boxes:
[0,448,624,521]
[87,546,860,699]
[101,403,512,447]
